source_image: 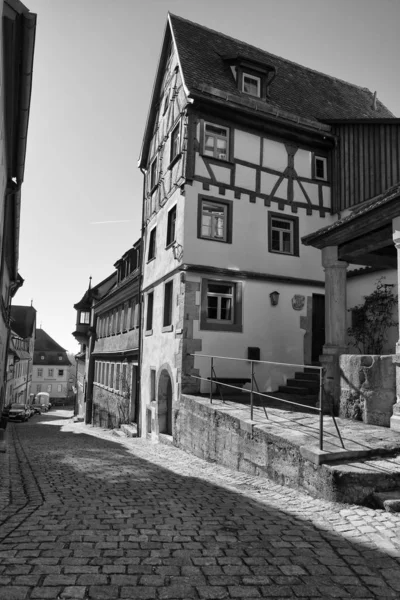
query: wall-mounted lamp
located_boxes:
[269,291,280,306]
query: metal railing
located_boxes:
[189,353,344,452]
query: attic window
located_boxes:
[242,73,261,97]
[40,355,44,360]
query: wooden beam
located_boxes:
[338,225,392,259]
[341,253,396,269]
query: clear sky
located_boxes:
[15,0,400,352]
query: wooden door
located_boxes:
[311,294,325,364]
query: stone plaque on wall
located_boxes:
[292,295,305,311]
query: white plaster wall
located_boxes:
[209,164,231,185]
[183,182,334,280]
[188,273,323,393]
[139,271,180,435]
[262,138,288,171]
[235,164,256,190]
[234,130,260,164]
[142,189,184,290]
[346,268,398,353]
[295,149,312,178]
[0,13,8,394]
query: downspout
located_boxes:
[85,317,97,425]
[136,167,147,437]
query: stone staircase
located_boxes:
[276,369,320,409]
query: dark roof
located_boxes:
[33,330,71,365]
[34,328,66,352]
[169,14,394,122]
[302,182,400,247]
[74,272,117,310]
[10,305,36,338]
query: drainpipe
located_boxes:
[85,320,97,425]
[136,167,147,437]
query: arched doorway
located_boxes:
[158,369,173,435]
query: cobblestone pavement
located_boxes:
[0,411,400,600]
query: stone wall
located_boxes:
[339,355,396,426]
[92,384,130,429]
[175,394,337,501]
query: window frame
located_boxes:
[241,72,261,97]
[166,205,177,247]
[163,280,174,331]
[268,212,300,257]
[147,227,157,262]
[146,292,154,334]
[79,311,90,325]
[312,154,328,181]
[201,121,230,161]
[48,368,54,377]
[169,121,181,167]
[197,196,233,244]
[37,368,43,377]
[200,278,243,333]
[58,369,64,377]
[149,157,158,192]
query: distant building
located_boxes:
[72,242,141,428]
[32,329,71,404]
[5,305,36,405]
[0,0,37,413]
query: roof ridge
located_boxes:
[169,13,376,96]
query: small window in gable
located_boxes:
[149,158,158,191]
[242,73,261,97]
[314,155,328,181]
[148,227,157,261]
[170,122,181,164]
[203,122,229,161]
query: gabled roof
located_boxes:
[74,272,117,310]
[10,305,36,338]
[34,328,66,352]
[169,14,394,122]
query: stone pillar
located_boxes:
[391,216,400,431]
[319,246,348,414]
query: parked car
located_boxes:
[8,404,30,422]
[30,404,42,415]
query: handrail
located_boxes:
[189,353,323,370]
[189,353,345,452]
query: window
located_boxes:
[110,364,115,389]
[163,281,173,329]
[200,279,243,332]
[122,302,128,331]
[148,227,157,261]
[198,197,232,243]
[37,384,41,393]
[134,300,139,328]
[37,368,43,377]
[105,363,109,387]
[129,299,135,329]
[79,311,90,324]
[150,369,156,402]
[116,364,120,391]
[58,370,64,376]
[57,384,62,393]
[149,158,158,191]
[58,355,62,361]
[48,369,54,377]
[170,122,181,164]
[47,384,52,393]
[146,292,154,332]
[203,122,229,160]
[166,205,177,247]
[313,155,328,181]
[268,212,299,256]
[40,355,44,360]
[242,73,261,97]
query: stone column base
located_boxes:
[320,345,348,415]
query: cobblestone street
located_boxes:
[0,410,400,600]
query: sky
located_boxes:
[15,0,400,353]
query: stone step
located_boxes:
[370,490,400,512]
[294,371,320,381]
[287,378,319,391]
[278,385,310,396]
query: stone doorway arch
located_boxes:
[158,369,173,435]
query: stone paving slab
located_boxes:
[1,410,400,599]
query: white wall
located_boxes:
[183,181,330,281]
[189,273,323,393]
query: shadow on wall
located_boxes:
[7,413,400,598]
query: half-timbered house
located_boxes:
[138,14,399,439]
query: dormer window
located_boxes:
[242,73,261,97]
[79,311,90,325]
